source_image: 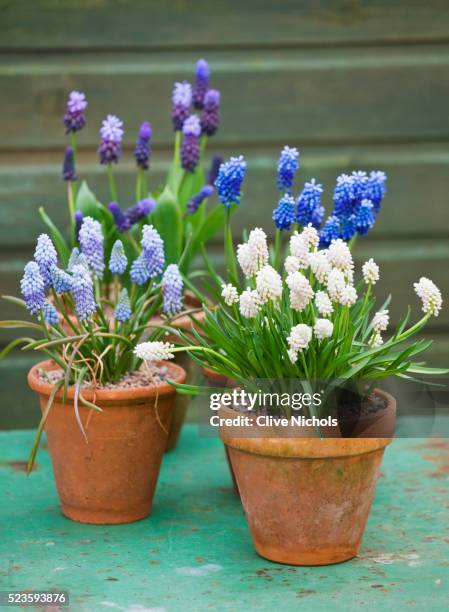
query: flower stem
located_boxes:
[107,163,118,201]
[67,181,76,246]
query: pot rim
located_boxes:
[27,359,186,403]
[220,388,396,458]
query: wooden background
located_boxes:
[1,1,448,427]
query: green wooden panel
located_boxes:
[1,47,449,148]
[1,1,449,49]
[0,144,448,249]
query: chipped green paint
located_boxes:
[1,426,448,610]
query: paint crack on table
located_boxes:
[0,426,448,611]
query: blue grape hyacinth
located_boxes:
[273,195,296,231]
[115,288,132,322]
[319,215,341,247]
[355,199,375,236]
[162,264,183,315]
[20,261,46,315]
[34,234,58,289]
[109,240,128,275]
[71,264,96,321]
[141,225,165,277]
[277,146,299,193]
[43,300,59,326]
[365,171,387,213]
[296,179,324,229]
[130,254,151,286]
[215,155,247,207]
[79,216,105,276]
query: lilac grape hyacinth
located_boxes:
[125,198,155,225]
[207,154,223,185]
[109,202,131,233]
[200,89,220,137]
[63,91,87,134]
[98,115,124,165]
[141,225,165,277]
[109,240,128,275]
[162,264,183,315]
[67,247,89,272]
[215,155,247,207]
[171,82,192,131]
[296,179,325,229]
[134,121,152,170]
[34,234,58,289]
[78,216,105,276]
[20,262,45,315]
[187,185,214,215]
[193,59,210,109]
[43,300,59,326]
[62,146,78,181]
[181,115,201,172]
[277,146,299,193]
[50,265,73,294]
[130,254,151,286]
[71,264,97,321]
[273,195,296,231]
[115,288,132,322]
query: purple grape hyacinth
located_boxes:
[98,115,124,165]
[273,195,296,231]
[115,288,132,322]
[134,121,152,170]
[162,264,183,315]
[277,146,299,193]
[130,254,150,286]
[109,202,131,233]
[171,82,192,131]
[63,91,87,134]
[187,185,214,215]
[207,154,223,185]
[141,225,165,277]
[71,264,97,321]
[181,115,201,172]
[20,261,46,315]
[78,216,105,276]
[34,234,58,289]
[43,300,59,326]
[62,146,77,181]
[125,198,155,225]
[109,240,128,275]
[74,210,84,240]
[215,155,247,207]
[193,59,210,109]
[200,89,220,136]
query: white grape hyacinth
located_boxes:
[372,309,389,332]
[315,290,333,317]
[285,255,300,275]
[414,277,443,317]
[286,271,314,312]
[327,239,354,274]
[289,232,310,269]
[288,348,299,364]
[327,268,346,301]
[362,258,379,285]
[256,265,283,303]
[221,283,239,306]
[301,224,319,250]
[370,331,383,347]
[248,227,269,270]
[287,323,313,352]
[237,242,259,278]
[314,318,334,341]
[338,284,358,307]
[309,250,331,283]
[134,341,175,362]
[239,288,261,318]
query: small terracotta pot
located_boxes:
[219,390,396,566]
[153,293,206,452]
[28,359,186,524]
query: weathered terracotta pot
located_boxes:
[28,359,186,524]
[151,293,205,452]
[219,390,396,566]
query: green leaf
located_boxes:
[38,207,70,265]
[151,185,183,264]
[75,181,103,219]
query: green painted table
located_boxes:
[1,427,448,611]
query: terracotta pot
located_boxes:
[154,293,206,452]
[219,390,396,566]
[28,359,186,524]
